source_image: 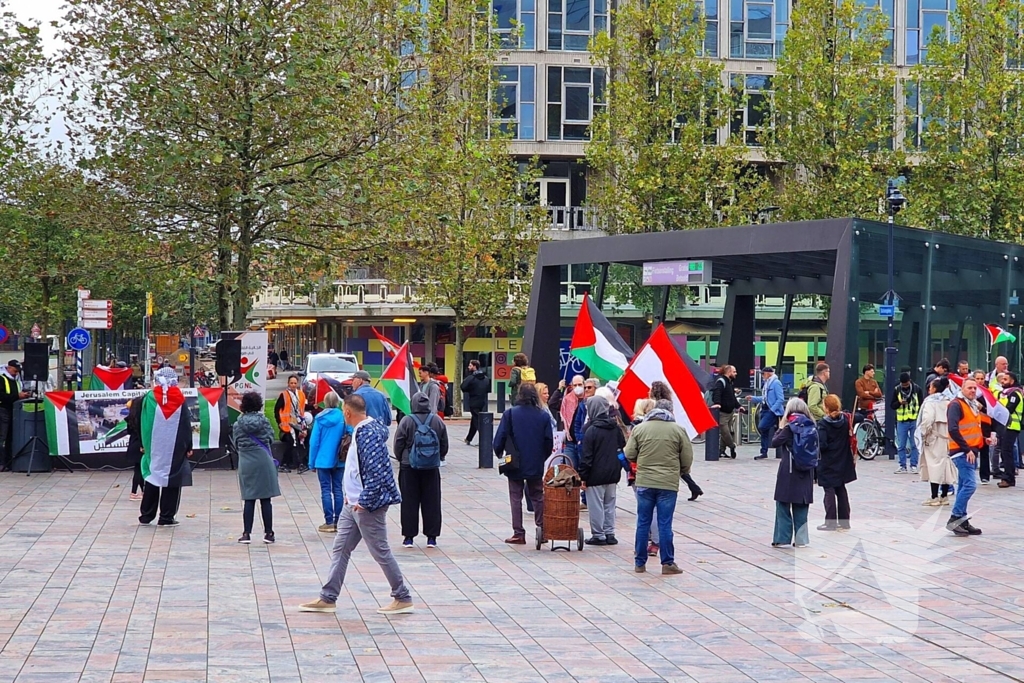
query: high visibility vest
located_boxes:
[1000,388,1024,432]
[277,389,306,433]
[989,373,1002,395]
[895,387,920,422]
[949,398,985,453]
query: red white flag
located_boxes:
[617,324,717,439]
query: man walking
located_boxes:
[946,379,989,536]
[351,370,392,427]
[996,371,1022,488]
[805,363,830,422]
[710,365,743,459]
[300,394,413,615]
[751,367,785,460]
[0,360,29,467]
[892,372,923,474]
[460,359,489,446]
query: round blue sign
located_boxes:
[67,327,92,351]
[0,325,7,345]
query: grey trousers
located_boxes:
[320,504,411,604]
[586,483,617,539]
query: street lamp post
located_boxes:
[884,179,906,458]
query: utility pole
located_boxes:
[884,178,907,458]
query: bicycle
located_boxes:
[854,400,885,460]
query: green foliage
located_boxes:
[587,0,769,233]
[0,1,45,172]
[904,0,1024,241]
[765,0,905,221]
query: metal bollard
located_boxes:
[478,413,494,468]
[705,406,720,461]
[496,385,506,414]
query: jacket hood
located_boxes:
[821,414,848,430]
[589,411,617,429]
[472,370,486,378]
[237,412,267,433]
[314,407,344,427]
[411,391,432,415]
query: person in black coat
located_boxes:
[771,398,816,548]
[710,365,743,458]
[580,397,626,546]
[816,395,857,531]
[493,384,553,544]
[460,360,490,446]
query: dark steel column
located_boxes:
[594,263,609,308]
[523,264,562,387]
[776,294,793,373]
[717,290,755,388]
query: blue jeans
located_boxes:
[634,487,677,567]
[951,455,978,519]
[773,502,810,546]
[896,421,919,468]
[758,409,778,457]
[317,467,345,525]
[564,442,586,506]
[633,487,658,545]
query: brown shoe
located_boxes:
[634,564,646,573]
[377,599,414,615]
[998,480,1013,488]
[662,563,683,575]
[318,523,337,533]
[298,598,336,613]
[505,536,526,544]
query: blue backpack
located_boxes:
[789,416,820,471]
[409,413,441,469]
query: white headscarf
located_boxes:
[154,367,178,404]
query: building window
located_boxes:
[906,0,952,65]
[547,0,607,51]
[855,0,895,63]
[492,0,536,49]
[398,69,428,108]
[492,66,535,139]
[729,0,788,59]
[1009,9,1024,69]
[547,67,606,140]
[904,80,947,150]
[730,74,772,146]
[703,0,719,57]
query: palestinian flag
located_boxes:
[89,365,133,391]
[196,387,223,449]
[617,324,717,440]
[43,391,79,456]
[949,373,1010,426]
[141,386,186,487]
[380,341,417,416]
[985,324,1016,347]
[570,292,634,381]
[373,327,421,370]
[315,376,346,405]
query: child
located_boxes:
[233,391,281,543]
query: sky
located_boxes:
[7,0,63,53]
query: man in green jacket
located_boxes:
[806,362,830,422]
[625,399,692,576]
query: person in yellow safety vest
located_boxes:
[0,360,31,466]
[988,356,1009,395]
[891,371,923,474]
[996,371,1023,489]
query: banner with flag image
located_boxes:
[948,374,1009,426]
[616,324,717,440]
[379,341,418,416]
[89,365,133,391]
[985,324,1016,347]
[569,292,634,380]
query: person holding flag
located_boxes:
[995,372,1023,488]
[138,367,193,527]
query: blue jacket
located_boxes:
[494,405,554,479]
[752,375,786,417]
[354,418,401,512]
[307,408,352,470]
[355,385,392,426]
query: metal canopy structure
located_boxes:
[523,217,856,396]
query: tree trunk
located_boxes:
[232,220,253,330]
[453,320,464,418]
[216,207,233,331]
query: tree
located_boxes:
[903,0,1024,241]
[59,0,426,330]
[385,0,545,414]
[0,1,45,174]
[586,0,768,233]
[765,0,905,221]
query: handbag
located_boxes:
[335,430,352,467]
[497,412,521,475]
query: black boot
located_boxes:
[961,520,982,535]
[945,515,970,536]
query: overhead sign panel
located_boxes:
[642,260,712,286]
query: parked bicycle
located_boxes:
[854,400,886,460]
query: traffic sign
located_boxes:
[0,325,8,345]
[81,319,113,330]
[81,299,112,310]
[67,328,92,351]
[879,305,895,317]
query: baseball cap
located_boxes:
[7,359,21,370]
[352,370,371,381]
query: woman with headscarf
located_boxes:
[579,396,625,545]
[917,377,956,506]
[138,367,194,526]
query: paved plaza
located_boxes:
[2,435,1024,683]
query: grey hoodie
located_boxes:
[393,392,450,467]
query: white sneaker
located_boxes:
[895,467,908,474]
[910,466,919,474]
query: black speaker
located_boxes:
[215,339,242,378]
[22,342,49,383]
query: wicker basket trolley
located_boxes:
[535,454,584,551]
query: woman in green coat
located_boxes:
[232,391,281,544]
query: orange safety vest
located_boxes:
[277,389,307,433]
[949,397,985,454]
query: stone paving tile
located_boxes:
[6,439,1024,681]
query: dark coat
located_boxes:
[460,370,490,411]
[579,413,626,486]
[232,412,282,500]
[494,404,553,480]
[394,392,449,467]
[125,397,144,465]
[711,375,741,413]
[771,417,815,505]
[816,413,857,489]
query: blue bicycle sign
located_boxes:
[67,327,92,351]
